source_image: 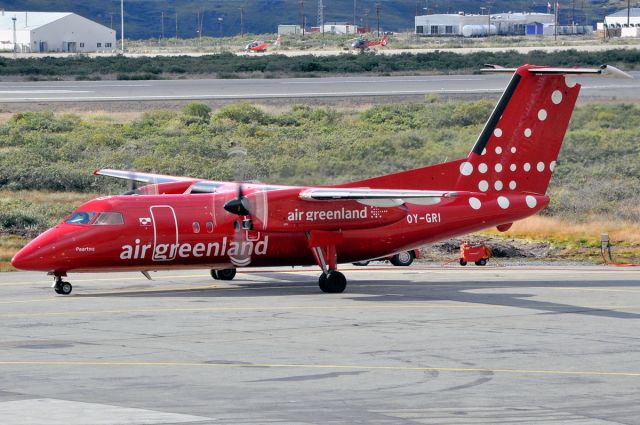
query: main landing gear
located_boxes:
[210,269,237,281]
[53,275,72,295]
[318,271,347,293]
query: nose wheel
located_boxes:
[53,276,72,295]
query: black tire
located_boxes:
[210,270,219,280]
[319,271,347,293]
[59,282,72,295]
[390,251,414,267]
[475,259,487,266]
[459,259,467,266]
[54,285,62,294]
[217,269,237,281]
[352,261,370,266]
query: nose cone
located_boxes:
[10,226,72,272]
[11,238,45,271]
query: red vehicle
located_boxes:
[11,65,631,295]
[353,249,419,267]
[459,242,492,266]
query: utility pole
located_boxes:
[240,6,244,36]
[353,0,356,29]
[218,17,223,37]
[11,16,16,57]
[299,0,304,37]
[175,11,179,39]
[109,12,114,30]
[318,0,324,36]
[628,0,631,27]
[375,1,381,37]
[160,11,164,40]
[120,0,124,51]
[554,2,558,41]
[363,8,369,33]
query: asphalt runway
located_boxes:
[1,265,640,424]
[1,73,640,103]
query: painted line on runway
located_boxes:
[2,302,639,319]
[1,360,639,378]
[0,88,505,102]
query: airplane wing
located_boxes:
[299,188,473,206]
[94,169,196,184]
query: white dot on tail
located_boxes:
[550,160,557,172]
[526,195,537,208]
[537,162,545,172]
[494,181,503,190]
[495,146,502,154]
[494,128,503,137]
[524,163,531,172]
[497,196,510,209]
[566,77,577,88]
[495,163,503,172]
[524,128,532,138]
[510,164,517,172]
[538,109,547,121]
[469,197,481,210]
[479,163,488,173]
[510,147,517,154]
[482,148,487,156]
[552,90,563,105]
[509,181,516,190]
[460,162,473,176]
[478,180,489,192]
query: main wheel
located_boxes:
[55,281,72,295]
[319,271,347,293]
[459,259,467,266]
[217,269,237,281]
[210,270,219,280]
[352,261,370,266]
[475,259,487,266]
[390,251,414,267]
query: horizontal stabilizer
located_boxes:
[94,169,192,184]
[481,64,633,79]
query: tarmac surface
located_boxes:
[1,73,640,103]
[1,264,640,424]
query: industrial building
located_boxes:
[0,11,116,53]
[598,8,640,38]
[415,12,555,37]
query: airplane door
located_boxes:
[150,206,178,261]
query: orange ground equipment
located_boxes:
[459,242,492,266]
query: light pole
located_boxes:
[218,17,223,37]
[120,0,124,51]
[375,1,381,37]
[11,16,16,57]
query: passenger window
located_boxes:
[65,211,96,225]
[93,212,125,225]
[206,221,214,233]
[193,222,201,233]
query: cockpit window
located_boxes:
[65,211,96,225]
[93,212,124,226]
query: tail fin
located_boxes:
[345,65,630,195]
[457,65,578,194]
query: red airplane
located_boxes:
[351,34,388,51]
[11,64,631,295]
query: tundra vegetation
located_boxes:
[2,48,640,80]
[1,100,639,268]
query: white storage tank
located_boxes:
[462,24,497,37]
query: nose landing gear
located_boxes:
[53,275,72,295]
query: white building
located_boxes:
[321,23,359,34]
[0,11,116,53]
[597,8,640,37]
[415,12,555,37]
[278,25,302,36]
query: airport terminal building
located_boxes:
[0,11,116,53]
[415,12,555,37]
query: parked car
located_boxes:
[353,249,419,267]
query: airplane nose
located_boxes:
[11,243,38,271]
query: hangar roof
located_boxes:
[0,11,72,31]
[607,8,640,18]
